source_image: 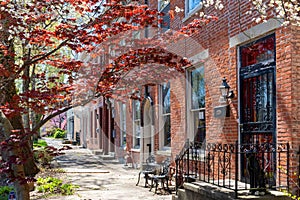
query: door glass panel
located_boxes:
[240,36,275,67]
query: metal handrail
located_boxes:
[175,141,291,198]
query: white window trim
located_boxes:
[158,84,171,151]
[183,0,203,22]
[158,0,170,11]
[186,65,205,142]
[229,18,282,48]
[132,100,141,149]
[119,102,126,147]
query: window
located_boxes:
[133,100,141,149]
[240,35,275,67]
[94,109,97,138]
[158,0,170,11]
[90,111,93,138]
[159,2,170,31]
[189,66,206,144]
[186,0,202,15]
[119,103,126,147]
[161,82,171,148]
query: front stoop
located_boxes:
[92,149,104,155]
[99,152,120,163]
[173,182,290,200]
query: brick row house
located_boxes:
[67,0,300,197]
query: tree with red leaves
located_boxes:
[0,0,217,199]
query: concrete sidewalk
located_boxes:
[31,138,172,200]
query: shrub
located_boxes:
[46,128,66,138]
[36,177,78,196]
[33,139,48,148]
[0,186,14,200]
[53,129,66,139]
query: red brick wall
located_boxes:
[168,0,299,184]
[287,25,300,184]
[168,0,239,153]
[114,102,122,159]
[170,76,186,161]
[276,26,293,145]
[103,1,300,180]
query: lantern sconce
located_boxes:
[219,77,234,103]
[214,77,234,118]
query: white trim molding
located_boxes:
[189,49,209,65]
[229,18,283,48]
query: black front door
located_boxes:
[240,69,275,144]
[239,34,276,183]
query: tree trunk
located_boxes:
[0,111,30,200]
[0,81,39,199]
[8,113,40,177]
[0,10,38,200]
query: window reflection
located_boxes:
[241,36,275,67]
[188,0,201,13]
[190,67,206,144]
[161,82,171,147]
[133,100,141,148]
[191,67,205,109]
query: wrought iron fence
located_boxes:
[175,140,291,198]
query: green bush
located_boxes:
[60,183,78,195]
[46,128,66,138]
[53,129,66,139]
[0,186,14,200]
[33,139,48,148]
[36,177,78,196]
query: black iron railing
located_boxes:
[175,140,291,198]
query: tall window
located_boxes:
[190,67,205,143]
[119,103,126,147]
[133,100,141,149]
[94,109,97,138]
[158,0,170,11]
[90,111,93,138]
[161,82,171,147]
[186,0,201,15]
[160,2,170,30]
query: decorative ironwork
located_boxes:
[241,122,274,133]
[175,141,290,198]
[239,35,276,145]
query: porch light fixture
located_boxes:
[219,77,234,103]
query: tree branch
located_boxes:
[31,97,96,133]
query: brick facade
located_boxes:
[73,0,300,190]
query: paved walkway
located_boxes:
[31,138,172,200]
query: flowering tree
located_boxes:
[249,0,300,25]
[0,0,174,199]
[1,0,295,199]
[175,0,299,26]
[0,0,219,199]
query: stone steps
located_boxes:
[174,182,290,200]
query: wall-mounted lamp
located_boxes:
[219,77,234,103]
